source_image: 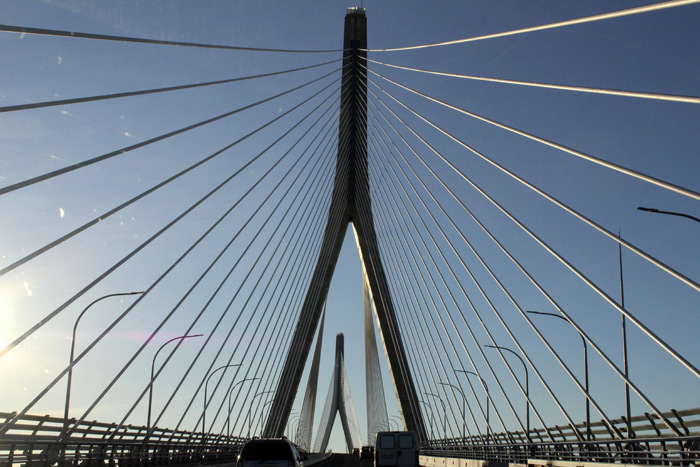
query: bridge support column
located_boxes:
[263,7,426,442]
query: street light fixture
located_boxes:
[247,391,273,438]
[425,393,447,439]
[418,399,436,440]
[527,310,590,441]
[286,413,299,435]
[290,418,300,444]
[485,344,530,442]
[637,206,700,224]
[390,415,404,431]
[258,399,275,437]
[455,370,491,443]
[63,291,145,434]
[203,364,241,438]
[287,414,300,441]
[148,333,203,432]
[228,378,260,437]
[437,382,466,441]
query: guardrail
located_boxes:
[0,412,247,466]
[421,408,700,466]
[425,408,700,447]
[421,435,700,465]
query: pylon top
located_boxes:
[346,7,366,15]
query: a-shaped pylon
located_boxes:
[314,333,362,453]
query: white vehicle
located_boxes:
[237,438,306,467]
[374,431,418,467]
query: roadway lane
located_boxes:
[313,453,371,467]
[206,452,372,467]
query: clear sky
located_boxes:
[1,0,699,454]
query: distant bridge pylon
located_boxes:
[314,333,362,453]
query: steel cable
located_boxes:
[366,59,700,105]
[367,128,494,443]
[260,101,355,431]
[0,59,341,113]
[365,0,700,52]
[215,143,335,440]
[356,97,478,440]
[197,127,341,436]
[367,134,492,442]
[369,110,563,442]
[0,67,339,198]
[0,23,343,53]
[367,80,685,436]
[0,74,341,360]
[366,76,700,384]
[0,79,339,436]
[367,103,620,441]
[111,96,341,437]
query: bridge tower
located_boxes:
[263,7,426,441]
[314,333,362,453]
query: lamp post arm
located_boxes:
[485,345,527,385]
[485,345,529,441]
[152,335,203,386]
[149,334,203,431]
[455,370,492,442]
[638,206,700,224]
[64,291,145,432]
[438,382,466,440]
[247,391,273,437]
[71,292,145,340]
[527,309,590,440]
[258,399,274,436]
[203,363,241,436]
[425,392,447,438]
[527,310,587,353]
[228,377,260,436]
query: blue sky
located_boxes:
[1,0,699,453]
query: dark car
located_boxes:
[360,446,374,459]
[237,438,305,467]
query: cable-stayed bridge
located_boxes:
[1,2,699,466]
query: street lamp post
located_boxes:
[203,364,241,440]
[64,291,145,434]
[148,333,203,432]
[527,310,590,441]
[425,393,447,439]
[485,344,530,442]
[618,232,632,439]
[455,370,491,443]
[637,206,700,224]
[390,415,403,431]
[286,413,299,435]
[228,378,260,438]
[291,418,300,444]
[438,382,466,441]
[287,414,300,441]
[258,399,274,437]
[247,391,273,438]
[419,399,436,440]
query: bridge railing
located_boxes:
[421,408,700,466]
[422,435,700,466]
[0,412,247,466]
